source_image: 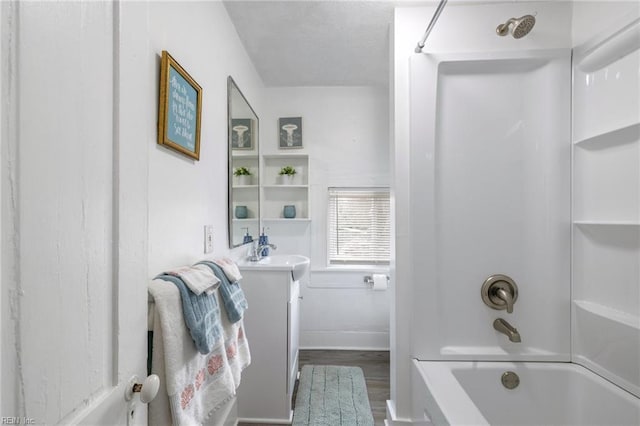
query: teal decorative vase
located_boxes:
[235,205,248,219]
[283,205,296,219]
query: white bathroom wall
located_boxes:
[0,1,263,423]
[260,86,390,260]
[392,1,572,422]
[571,2,640,398]
[145,1,264,275]
[261,86,391,349]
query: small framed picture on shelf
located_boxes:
[231,118,253,150]
[278,117,303,149]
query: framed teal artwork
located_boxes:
[158,50,202,160]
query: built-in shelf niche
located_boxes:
[262,218,311,223]
[263,154,308,185]
[571,18,640,398]
[232,154,259,183]
[573,122,639,147]
[573,299,640,398]
[262,154,310,220]
[231,188,259,218]
[573,20,640,142]
[573,224,639,315]
[573,221,640,226]
[573,126,639,223]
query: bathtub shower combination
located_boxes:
[407,5,640,426]
[413,362,639,426]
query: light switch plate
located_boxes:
[204,225,213,253]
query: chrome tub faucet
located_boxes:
[494,318,521,343]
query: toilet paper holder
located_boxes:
[363,274,389,287]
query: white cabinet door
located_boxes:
[238,269,299,422]
[288,280,301,394]
[1,2,149,423]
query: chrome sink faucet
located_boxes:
[248,240,277,262]
[493,318,521,343]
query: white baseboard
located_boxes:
[237,414,293,424]
[386,400,421,426]
[301,345,390,351]
[300,330,389,350]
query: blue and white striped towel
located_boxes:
[197,261,248,323]
[155,273,222,354]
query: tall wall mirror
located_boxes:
[228,76,260,248]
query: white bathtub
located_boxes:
[413,360,640,426]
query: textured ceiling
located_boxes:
[223,1,540,87]
[223,1,396,87]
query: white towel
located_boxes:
[212,257,243,283]
[148,279,251,426]
[166,264,220,295]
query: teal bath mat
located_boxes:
[293,365,374,426]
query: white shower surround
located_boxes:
[410,48,571,361]
[407,42,640,426]
[392,1,640,424]
[571,17,640,398]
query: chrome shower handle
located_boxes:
[481,274,518,314]
[495,288,514,314]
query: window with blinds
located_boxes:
[328,187,390,265]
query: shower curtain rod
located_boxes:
[415,0,448,53]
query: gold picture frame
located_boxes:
[158,50,203,160]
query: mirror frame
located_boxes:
[227,76,260,248]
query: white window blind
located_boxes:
[328,187,390,265]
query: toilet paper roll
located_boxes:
[372,273,388,291]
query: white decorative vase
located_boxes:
[236,175,251,186]
[280,174,295,185]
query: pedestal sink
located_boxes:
[238,254,310,281]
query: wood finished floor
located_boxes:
[239,350,390,426]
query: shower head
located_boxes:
[496,15,536,39]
